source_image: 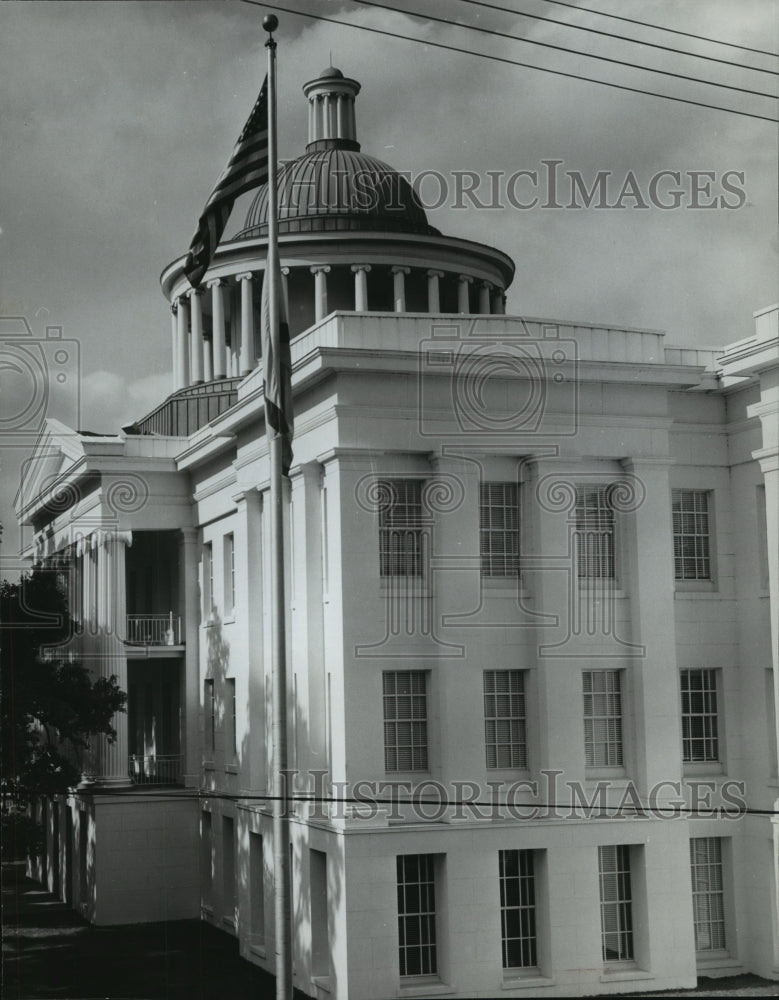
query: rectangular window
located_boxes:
[227,678,237,758]
[383,671,428,772]
[201,811,213,909]
[584,671,623,767]
[249,832,265,941]
[223,533,235,615]
[378,479,424,577]
[310,849,329,978]
[480,482,519,577]
[598,845,633,962]
[673,489,711,581]
[484,670,527,769]
[575,487,615,579]
[690,838,726,951]
[499,850,537,970]
[204,679,215,755]
[681,670,719,762]
[397,854,437,977]
[203,542,213,617]
[223,816,235,923]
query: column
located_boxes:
[336,95,344,139]
[208,278,227,379]
[310,265,330,323]
[526,458,587,789]
[308,98,315,144]
[457,274,473,314]
[179,527,201,787]
[189,288,204,384]
[203,334,213,382]
[237,272,254,375]
[93,530,133,788]
[391,266,410,313]
[426,269,443,313]
[235,489,265,791]
[478,281,492,315]
[171,303,179,390]
[176,296,190,389]
[492,288,506,315]
[621,457,682,796]
[352,264,371,312]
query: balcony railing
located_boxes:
[125,613,182,645]
[128,754,182,785]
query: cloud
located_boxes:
[81,370,171,433]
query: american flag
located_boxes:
[183,77,269,288]
[260,260,293,476]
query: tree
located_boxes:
[0,569,126,858]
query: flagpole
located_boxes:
[263,14,293,1000]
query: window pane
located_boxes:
[690,837,726,951]
[598,845,633,962]
[672,490,711,580]
[397,854,437,976]
[384,672,428,772]
[499,850,537,969]
[584,671,623,766]
[480,482,519,577]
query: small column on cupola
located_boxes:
[303,66,362,151]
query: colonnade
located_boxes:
[170,264,506,391]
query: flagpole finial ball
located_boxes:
[263,14,278,33]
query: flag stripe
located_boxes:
[183,78,269,288]
[261,264,293,476]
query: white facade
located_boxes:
[17,66,779,999]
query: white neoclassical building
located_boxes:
[17,65,779,999]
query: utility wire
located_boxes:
[194,789,779,818]
[352,0,778,100]
[456,0,779,75]
[241,0,778,124]
[539,0,779,60]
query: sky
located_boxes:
[1,0,777,568]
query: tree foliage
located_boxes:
[1,569,126,855]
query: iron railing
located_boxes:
[125,614,182,645]
[128,754,182,785]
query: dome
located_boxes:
[319,65,344,79]
[236,147,439,239]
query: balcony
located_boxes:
[128,754,183,786]
[125,614,182,646]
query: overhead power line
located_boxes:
[353,0,778,100]
[455,0,779,75]
[540,0,779,60]
[241,0,778,124]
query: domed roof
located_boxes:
[319,65,344,79]
[236,147,439,239]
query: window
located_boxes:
[575,487,615,579]
[378,479,424,577]
[397,854,437,977]
[223,816,235,923]
[203,542,213,617]
[690,838,725,951]
[598,845,633,962]
[583,671,623,767]
[310,850,329,978]
[673,489,711,580]
[499,850,537,970]
[480,482,519,577]
[681,670,719,763]
[205,679,215,755]
[484,670,527,769]
[383,672,428,772]
[249,832,265,941]
[201,811,213,909]
[227,678,237,758]
[223,533,235,615]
